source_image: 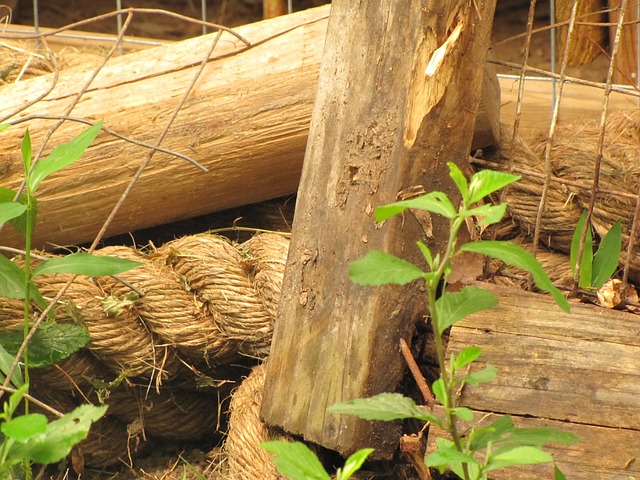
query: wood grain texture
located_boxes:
[261,0,497,459]
[0,6,330,249]
[427,282,640,478]
[428,405,640,479]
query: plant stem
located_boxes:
[429,215,470,480]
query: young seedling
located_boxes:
[570,210,622,289]
[0,121,142,478]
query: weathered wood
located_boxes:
[0,5,500,250]
[0,6,331,250]
[426,282,640,478]
[428,406,640,479]
[261,0,497,459]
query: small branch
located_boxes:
[400,338,435,409]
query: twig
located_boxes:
[0,385,64,417]
[400,338,435,409]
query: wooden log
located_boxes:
[0,6,331,250]
[426,282,640,478]
[0,4,500,250]
[261,0,497,460]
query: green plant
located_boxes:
[570,210,622,289]
[0,121,142,478]
[261,164,578,480]
[327,163,578,479]
[261,440,373,480]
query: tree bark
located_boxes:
[261,0,497,459]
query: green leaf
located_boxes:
[555,465,568,480]
[0,124,9,133]
[486,445,553,471]
[261,441,331,480]
[29,120,103,192]
[0,188,37,235]
[434,286,498,335]
[592,221,621,288]
[463,202,508,226]
[32,252,142,278]
[425,440,480,476]
[454,346,483,370]
[468,415,515,450]
[336,448,374,480]
[451,407,474,422]
[432,378,447,406]
[468,170,521,205]
[349,251,426,286]
[375,191,457,222]
[416,241,434,270]
[22,128,32,174]
[570,210,593,288]
[460,241,570,312]
[0,322,90,368]
[492,427,580,448]
[0,344,23,388]
[9,404,107,464]
[458,364,497,386]
[2,384,29,421]
[448,162,469,202]
[2,413,47,441]
[0,202,26,226]
[0,254,50,313]
[328,392,441,425]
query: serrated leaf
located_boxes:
[261,441,331,480]
[570,210,593,288]
[328,392,441,425]
[458,364,497,386]
[349,250,426,286]
[0,322,90,368]
[0,202,26,226]
[468,170,521,204]
[461,241,570,312]
[2,413,47,441]
[29,120,103,192]
[448,162,469,202]
[0,344,23,388]
[454,346,482,370]
[375,191,457,222]
[435,286,498,335]
[9,404,107,464]
[592,221,621,288]
[32,252,142,278]
[486,445,553,471]
[337,448,374,480]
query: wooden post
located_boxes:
[261,0,497,459]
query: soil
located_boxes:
[0,1,614,479]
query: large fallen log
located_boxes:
[0,5,503,250]
[0,7,331,250]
